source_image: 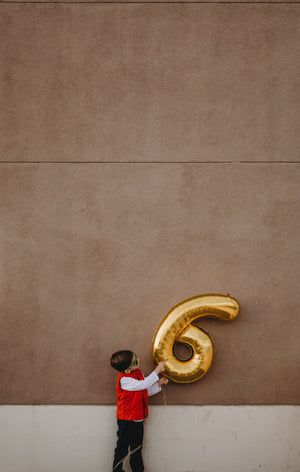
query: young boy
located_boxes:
[111,350,168,472]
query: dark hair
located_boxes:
[111,350,134,372]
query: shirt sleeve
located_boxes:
[120,371,159,392]
[147,381,162,397]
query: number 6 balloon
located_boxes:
[152,294,240,383]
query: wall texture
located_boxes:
[1,1,299,408]
[1,4,299,164]
[0,406,299,472]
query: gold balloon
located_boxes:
[152,294,240,383]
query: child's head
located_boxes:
[111,350,139,373]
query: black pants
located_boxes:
[113,419,144,472]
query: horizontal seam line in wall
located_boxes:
[1,1,299,4]
[0,161,299,164]
[1,404,300,406]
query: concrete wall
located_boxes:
[0,406,299,472]
[1,1,299,406]
[1,162,299,405]
[0,0,299,470]
[1,4,299,164]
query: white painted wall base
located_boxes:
[0,406,299,472]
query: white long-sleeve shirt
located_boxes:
[120,370,161,397]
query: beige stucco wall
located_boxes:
[1,4,299,164]
[0,2,299,406]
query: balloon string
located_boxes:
[162,383,167,406]
[113,444,143,471]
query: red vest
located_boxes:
[116,369,149,421]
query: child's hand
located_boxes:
[155,360,167,375]
[158,377,169,387]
